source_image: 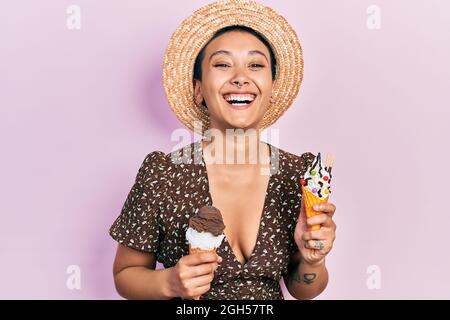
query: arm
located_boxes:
[285,201,337,300]
[112,243,221,300]
[284,251,328,300]
[113,244,173,299]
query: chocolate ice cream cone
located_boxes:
[185,206,226,300]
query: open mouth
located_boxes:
[223,93,256,108]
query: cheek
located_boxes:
[254,74,273,96]
[258,82,273,104]
[203,73,227,99]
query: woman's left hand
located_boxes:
[294,201,337,266]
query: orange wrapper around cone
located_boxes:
[188,244,217,300]
[301,186,329,231]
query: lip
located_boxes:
[222,92,257,110]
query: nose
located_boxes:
[230,68,250,88]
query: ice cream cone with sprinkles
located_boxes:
[185,205,225,300]
[300,153,335,231]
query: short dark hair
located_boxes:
[193,25,277,82]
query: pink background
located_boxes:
[1,0,449,299]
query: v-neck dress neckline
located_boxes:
[196,140,277,269]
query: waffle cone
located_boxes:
[188,244,217,300]
[301,186,329,231]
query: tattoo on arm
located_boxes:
[290,258,317,286]
[303,273,317,284]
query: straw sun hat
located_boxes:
[162,0,303,133]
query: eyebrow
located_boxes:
[208,50,268,62]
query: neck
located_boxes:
[201,126,269,166]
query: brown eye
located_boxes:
[249,63,264,68]
[214,63,230,68]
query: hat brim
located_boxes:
[163,0,303,133]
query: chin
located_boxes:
[226,118,258,130]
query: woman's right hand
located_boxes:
[166,252,223,299]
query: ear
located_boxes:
[269,81,276,104]
[193,79,204,105]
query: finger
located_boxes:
[189,262,218,277]
[313,203,336,216]
[302,230,328,241]
[304,239,326,250]
[185,252,220,266]
[192,283,212,297]
[306,214,331,227]
[186,272,215,288]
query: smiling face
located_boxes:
[193,31,274,131]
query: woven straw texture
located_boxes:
[163,0,303,133]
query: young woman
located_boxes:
[109,0,337,300]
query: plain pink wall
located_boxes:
[1,0,449,299]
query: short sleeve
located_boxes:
[109,151,166,253]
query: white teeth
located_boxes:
[223,94,256,102]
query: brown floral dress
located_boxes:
[109,140,315,300]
